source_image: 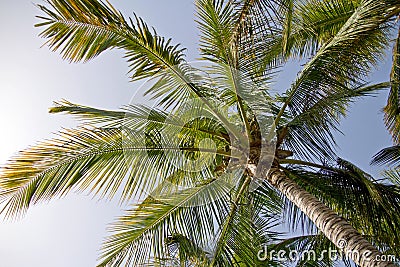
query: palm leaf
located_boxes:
[50,100,231,142]
[37,0,213,110]
[384,27,400,143]
[36,0,185,77]
[0,120,232,218]
[259,0,361,70]
[210,176,283,266]
[98,179,231,266]
[271,0,399,161]
[284,0,398,118]
[371,145,400,166]
[282,82,389,161]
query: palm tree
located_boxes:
[1,0,400,266]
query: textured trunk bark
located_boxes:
[267,168,396,267]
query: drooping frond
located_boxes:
[36,0,185,75]
[0,127,128,218]
[36,0,217,109]
[282,159,400,256]
[384,27,400,143]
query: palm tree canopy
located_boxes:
[1,0,400,266]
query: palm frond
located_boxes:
[233,0,285,84]
[166,234,211,266]
[0,127,126,218]
[384,27,400,143]
[371,145,400,166]
[98,179,230,266]
[209,176,283,266]
[283,0,398,119]
[211,190,282,266]
[196,0,235,64]
[196,0,257,138]
[0,119,232,218]
[259,0,361,70]
[37,0,217,110]
[36,0,124,62]
[282,82,389,161]
[50,100,231,142]
[382,168,400,186]
[36,0,185,77]
[271,0,399,161]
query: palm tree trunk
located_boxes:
[267,168,396,267]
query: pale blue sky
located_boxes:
[0,1,394,266]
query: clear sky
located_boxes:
[0,1,394,266]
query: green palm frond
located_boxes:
[36,0,185,77]
[283,0,398,118]
[50,100,231,142]
[270,0,399,161]
[36,0,123,62]
[209,176,283,267]
[99,177,284,267]
[0,119,232,218]
[98,179,230,266]
[196,0,235,64]
[259,0,361,69]
[384,27,400,143]
[37,0,216,110]
[282,82,389,161]
[196,0,256,138]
